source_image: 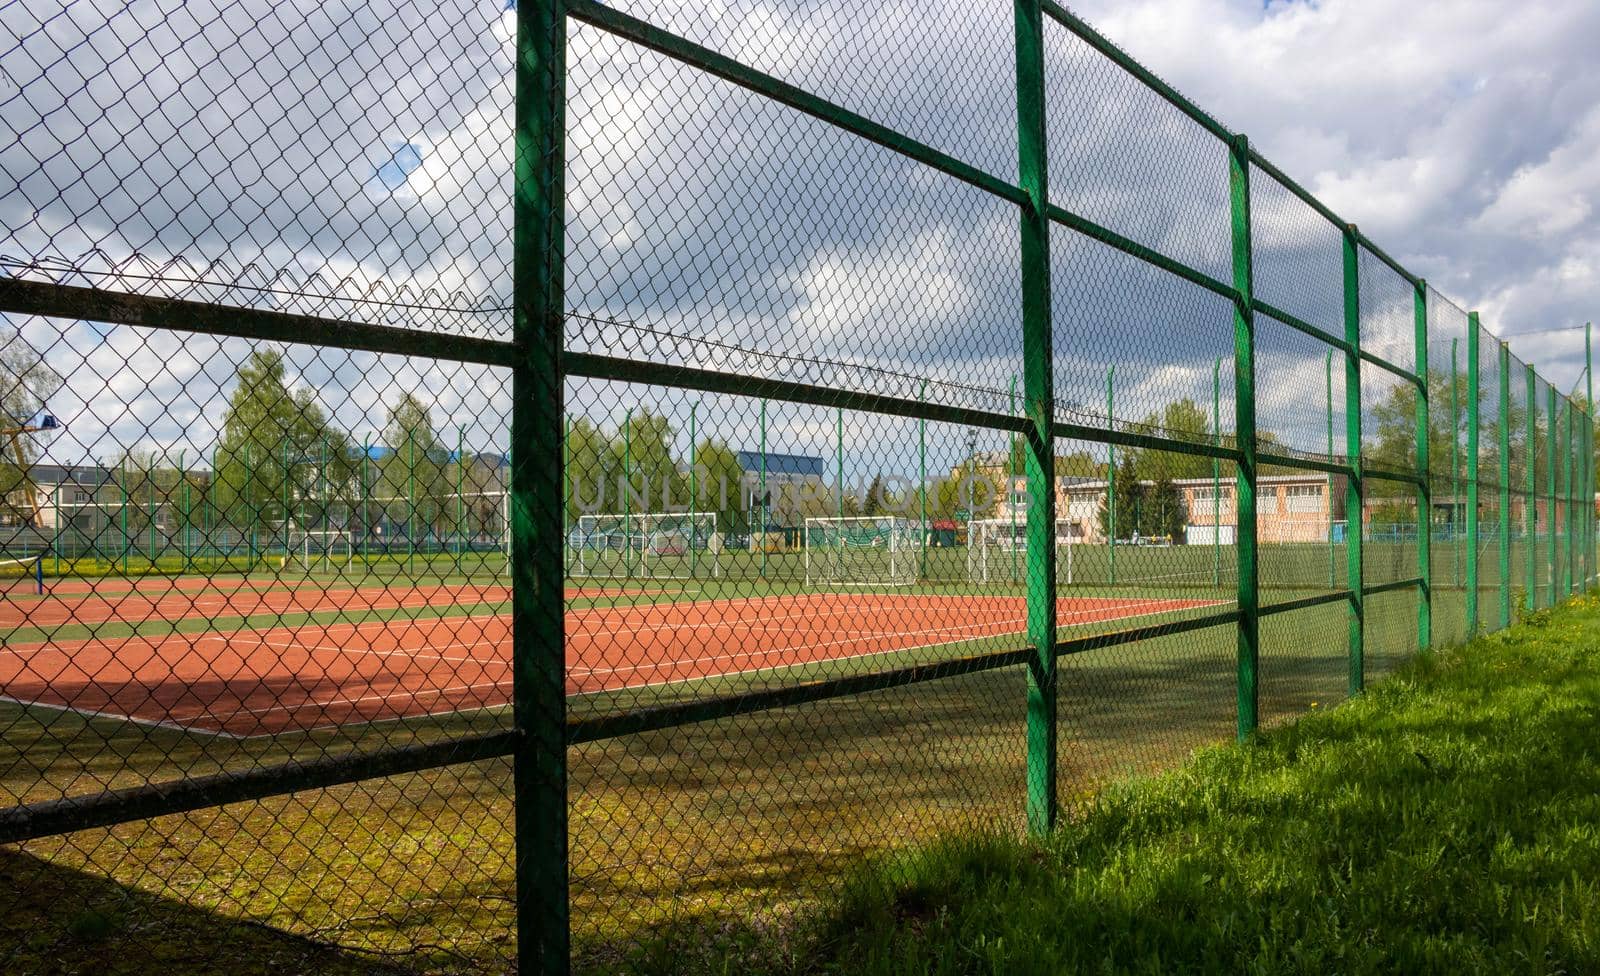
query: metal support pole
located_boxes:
[511,0,569,968]
[1451,339,1459,589]
[623,405,633,578]
[1466,315,1481,635]
[1107,363,1116,584]
[1414,283,1430,649]
[1016,0,1058,833]
[1343,226,1363,694]
[1565,397,1575,596]
[1587,322,1594,588]
[1010,374,1020,584]
[408,436,417,578]
[1525,363,1537,609]
[689,403,698,579]
[1498,341,1511,629]
[918,380,927,581]
[1326,348,1334,588]
[759,398,767,579]
[1232,136,1260,734]
[1549,383,1558,604]
[457,425,466,559]
[178,449,189,574]
[1214,356,1222,588]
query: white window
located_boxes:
[74,490,90,503]
[1285,484,1321,513]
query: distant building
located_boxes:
[736,451,827,528]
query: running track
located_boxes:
[0,593,1222,737]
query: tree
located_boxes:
[1140,475,1186,541]
[607,408,687,517]
[564,416,614,521]
[862,472,889,516]
[0,334,63,523]
[1132,399,1213,482]
[214,350,351,538]
[690,437,747,534]
[1098,454,1143,542]
[379,393,448,543]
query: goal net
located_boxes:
[288,529,354,573]
[804,517,922,587]
[570,512,719,579]
[966,518,1076,585]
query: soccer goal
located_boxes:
[804,516,921,587]
[289,529,354,574]
[966,518,1076,585]
[570,512,719,579]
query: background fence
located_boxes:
[0,1,1596,973]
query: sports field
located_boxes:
[0,561,1224,739]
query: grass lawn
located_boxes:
[636,592,1600,975]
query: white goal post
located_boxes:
[288,528,354,572]
[569,512,720,579]
[966,518,1075,585]
[803,516,922,587]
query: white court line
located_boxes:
[195,597,1232,735]
[9,594,1230,736]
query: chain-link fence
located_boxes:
[1,1,1596,973]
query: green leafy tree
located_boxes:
[607,409,687,518]
[564,417,615,521]
[1098,454,1143,542]
[862,472,889,517]
[379,393,449,543]
[1132,399,1214,481]
[0,335,63,523]
[1140,475,1187,541]
[690,437,747,534]
[214,350,351,538]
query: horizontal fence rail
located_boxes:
[0,1,1594,973]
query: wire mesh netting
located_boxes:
[1,2,1595,974]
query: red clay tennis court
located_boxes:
[0,591,1224,737]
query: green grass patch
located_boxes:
[652,593,1600,975]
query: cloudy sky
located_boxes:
[1075,0,1600,389]
[2,0,1596,475]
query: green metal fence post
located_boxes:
[1232,135,1260,735]
[1414,282,1430,649]
[1106,364,1116,585]
[457,425,466,558]
[759,398,766,580]
[360,437,370,565]
[1326,348,1335,589]
[1526,363,1537,608]
[1587,322,1594,588]
[1466,315,1480,635]
[1010,374,1020,584]
[917,381,927,581]
[1015,0,1057,833]
[178,449,189,573]
[1214,356,1222,588]
[1451,338,1459,589]
[245,442,255,569]
[689,403,698,579]
[1498,341,1511,629]
[120,459,129,575]
[511,0,569,968]
[1565,396,1575,596]
[623,405,633,578]
[1343,225,1363,694]
[837,404,845,529]
[407,436,417,578]
[1548,383,1558,603]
